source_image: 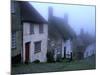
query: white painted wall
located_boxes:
[66,39,72,54]
[23,22,48,62]
[84,43,96,58]
[62,39,72,58]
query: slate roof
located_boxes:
[19,1,47,24]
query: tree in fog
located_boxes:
[79,28,95,47]
[72,28,95,60]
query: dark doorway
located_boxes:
[11,54,21,64]
[25,42,30,63]
[64,47,66,58]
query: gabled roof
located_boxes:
[19,1,47,24]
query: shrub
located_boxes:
[56,54,62,62]
[33,59,40,63]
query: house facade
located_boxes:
[20,2,48,63]
[23,23,48,63]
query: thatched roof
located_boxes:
[48,16,76,40]
[19,1,47,24]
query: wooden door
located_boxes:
[25,42,30,63]
[64,47,66,58]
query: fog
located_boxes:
[30,2,95,36]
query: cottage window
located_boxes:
[39,24,43,33]
[30,23,34,34]
[12,32,16,48]
[34,41,41,53]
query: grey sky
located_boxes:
[30,2,95,35]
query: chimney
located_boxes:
[64,13,68,24]
[48,7,53,20]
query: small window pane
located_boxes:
[34,41,41,53]
[39,24,43,33]
[30,23,34,34]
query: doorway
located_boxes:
[64,46,66,58]
[25,42,30,63]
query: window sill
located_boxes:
[34,51,41,54]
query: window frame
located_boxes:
[34,41,41,53]
[30,23,34,34]
[39,24,44,34]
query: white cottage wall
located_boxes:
[61,39,72,58]
[23,22,48,62]
[66,39,72,54]
[84,43,96,58]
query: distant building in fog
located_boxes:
[84,43,96,58]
